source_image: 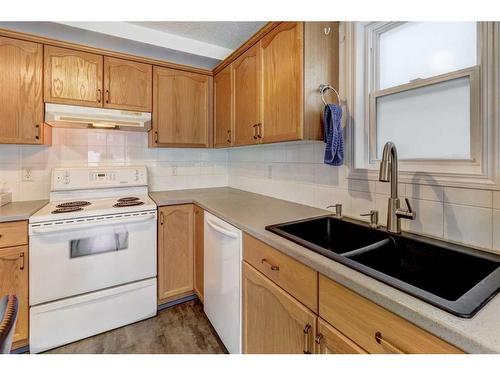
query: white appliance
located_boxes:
[45,103,151,132]
[29,166,157,353]
[203,211,242,354]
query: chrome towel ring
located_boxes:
[319,84,341,106]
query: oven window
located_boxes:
[70,232,129,258]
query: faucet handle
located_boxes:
[396,198,416,220]
[360,210,379,228]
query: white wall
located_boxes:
[0,128,228,200]
[228,141,500,254]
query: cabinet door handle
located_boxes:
[375,331,405,354]
[253,124,258,140]
[303,324,312,354]
[97,88,102,103]
[154,131,159,144]
[315,333,323,344]
[159,211,164,225]
[261,258,279,271]
[105,89,110,104]
[19,253,25,270]
[257,123,263,139]
[35,124,40,140]
[227,129,232,144]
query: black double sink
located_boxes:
[266,216,500,318]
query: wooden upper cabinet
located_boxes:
[242,262,316,354]
[260,22,304,143]
[0,36,44,144]
[157,204,194,303]
[153,66,212,147]
[103,57,152,112]
[213,65,233,147]
[44,45,103,107]
[233,42,261,146]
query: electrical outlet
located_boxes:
[22,168,33,182]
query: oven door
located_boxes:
[29,212,157,305]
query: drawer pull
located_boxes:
[375,331,405,354]
[303,324,312,354]
[315,333,323,344]
[261,258,279,271]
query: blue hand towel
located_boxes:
[323,103,344,166]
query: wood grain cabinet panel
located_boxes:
[316,318,367,354]
[242,262,316,354]
[233,42,261,146]
[243,233,318,312]
[44,45,103,107]
[0,36,44,144]
[319,275,463,354]
[153,67,212,147]
[213,65,233,147]
[103,57,152,112]
[260,22,304,143]
[0,245,29,349]
[157,205,194,304]
[0,220,28,249]
[193,205,204,302]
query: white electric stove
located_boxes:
[29,166,157,353]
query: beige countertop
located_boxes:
[150,187,500,353]
[0,199,48,223]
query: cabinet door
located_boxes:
[103,57,152,112]
[233,43,261,146]
[193,205,204,302]
[44,45,103,107]
[0,245,28,348]
[213,65,233,147]
[0,37,43,144]
[153,67,211,147]
[158,205,194,303]
[316,318,367,354]
[242,262,316,354]
[260,22,303,143]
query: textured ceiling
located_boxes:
[128,21,267,49]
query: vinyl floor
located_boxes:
[45,299,227,354]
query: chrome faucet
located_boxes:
[379,141,415,233]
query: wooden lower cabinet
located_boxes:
[157,204,194,304]
[242,262,316,354]
[316,318,366,354]
[0,244,29,350]
[193,205,204,302]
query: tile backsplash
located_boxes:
[227,142,500,254]
[1,133,499,254]
[0,128,228,200]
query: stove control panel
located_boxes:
[52,167,148,191]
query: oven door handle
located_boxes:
[31,213,156,234]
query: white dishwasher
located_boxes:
[203,211,242,354]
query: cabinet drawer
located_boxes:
[243,233,318,312]
[0,221,28,248]
[319,275,463,354]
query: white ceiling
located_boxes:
[129,22,266,49]
[56,21,266,61]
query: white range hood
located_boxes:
[45,103,152,132]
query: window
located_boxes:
[342,22,499,187]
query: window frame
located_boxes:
[340,21,500,189]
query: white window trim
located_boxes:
[340,22,500,189]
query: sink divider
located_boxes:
[342,238,392,258]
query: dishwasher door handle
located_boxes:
[206,218,239,239]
